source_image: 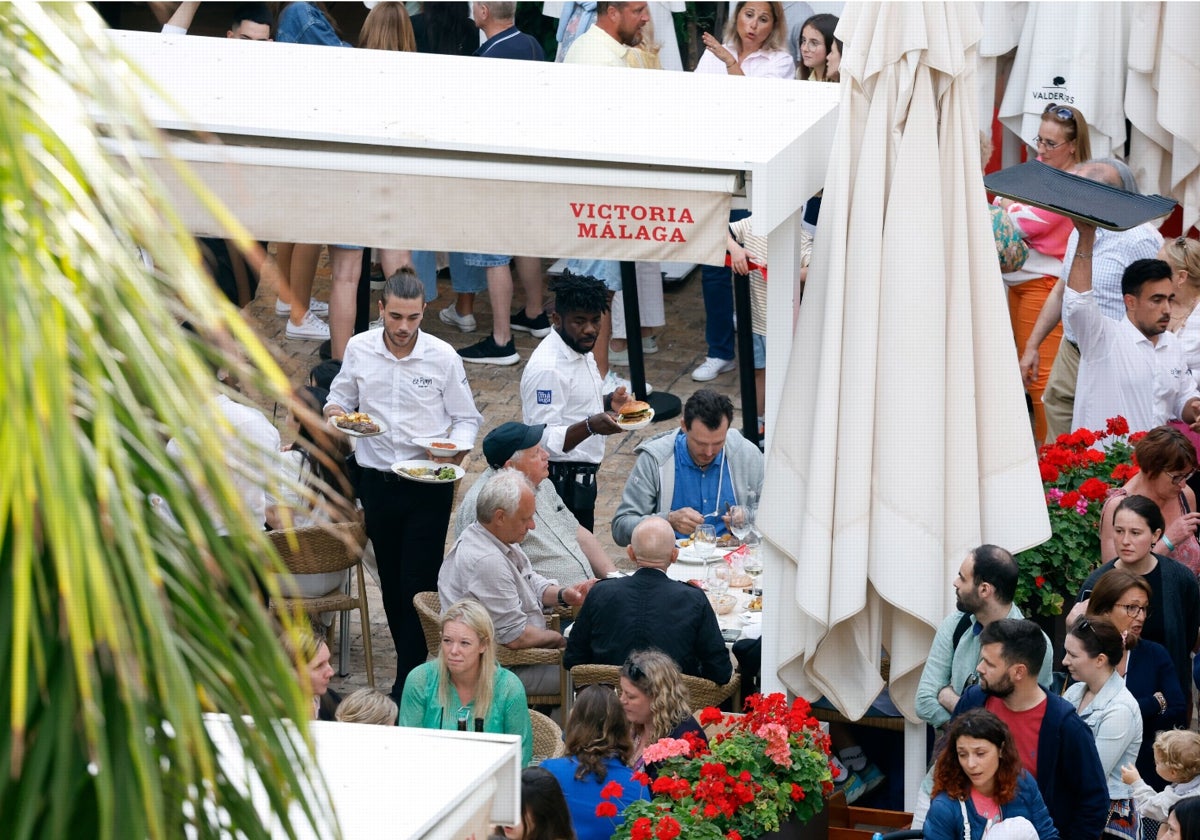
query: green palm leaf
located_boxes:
[0,3,334,837]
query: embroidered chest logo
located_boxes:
[537,389,553,404]
[412,376,433,388]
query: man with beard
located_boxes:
[1065,222,1200,435]
[914,545,1053,729]
[946,619,1109,840]
[326,269,482,700]
[520,272,631,531]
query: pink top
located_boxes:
[1106,488,1200,575]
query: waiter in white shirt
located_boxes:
[1064,221,1200,436]
[520,272,630,531]
[326,270,482,698]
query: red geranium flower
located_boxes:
[1130,431,1148,444]
[656,815,681,840]
[1039,462,1060,483]
[699,707,723,726]
[1059,491,1082,509]
[631,817,654,840]
[727,832,742,840]
[601,781,624,800]
[1112,463,1139,482]
[1078,477,1111,501]
[1035,575,1046,588]
[1107,416,1130,436]
[596,802,619,818]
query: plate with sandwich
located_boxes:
[615,399,655,431]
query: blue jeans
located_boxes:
[410,251,486,301]
[701,209,751,361]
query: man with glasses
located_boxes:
[611,389,763,546]
[914,545,1054,730]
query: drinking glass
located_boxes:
[707,561,731,596]
[742,534,763,579]
[693,524,717,560]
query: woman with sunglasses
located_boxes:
[994,103,1093,444]
[1076,494,1200,727]
[1098,426,1200,576]
[1086,569,1185,788]
[618,650,706,778]
[1062,616,1143,837]
[925,709,1057,840]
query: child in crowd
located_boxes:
[1122,730,1200,821]
[335,687,398,726]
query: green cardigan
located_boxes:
[398,661,533,766]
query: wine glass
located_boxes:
[693,524,717,561]
[728,505,753,542]
[742,533,763,580]
[707,560,731,596]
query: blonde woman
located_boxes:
[1164,237,1200,376]
[335,687,398,726]
[695,2,793,80]
[280,628,335,721]
[398,598,533,765]
[618,649,706,778]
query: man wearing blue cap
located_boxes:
[456,421,616,586]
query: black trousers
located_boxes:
[547,461,599,532]
[358,469,454,698]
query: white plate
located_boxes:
[676,544,721,565]
[616,407,655,431]
[412,436,470,457]
[390,459,466,484]
[329,414,388,438]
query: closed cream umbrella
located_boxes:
[758,1,1050,724]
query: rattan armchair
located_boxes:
[412,592,568,709]
[269,521,373,687]
[529,709,565,763]
[568,664,741,717]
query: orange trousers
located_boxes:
[1008,276,1063,445]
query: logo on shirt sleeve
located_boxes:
[537,389,553,405]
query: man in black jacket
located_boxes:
[564,517,732,684]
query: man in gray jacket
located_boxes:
[612,389,763,546]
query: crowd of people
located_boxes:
[153,2,1200,838]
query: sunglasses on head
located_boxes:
[1043,105,1077,123]
[623,657,646,683]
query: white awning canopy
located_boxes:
[107,30,838,266]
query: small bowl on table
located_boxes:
[413,437,469,459]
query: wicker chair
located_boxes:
[529,709,565,763]
[568,664,741,717]
[411,592,568,709]
[269,521,373,687]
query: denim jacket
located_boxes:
[275,3,348,47]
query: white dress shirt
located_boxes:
[520,328,606,465]
[1061,224,1163,344]
[1065,288,1199,434]
[327,329,482,471]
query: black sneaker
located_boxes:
[509,309,552,339]
[459,335,520,366]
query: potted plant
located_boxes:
[597,694,835,840]
[1015,416,1139,618]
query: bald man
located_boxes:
[564,517,732,683]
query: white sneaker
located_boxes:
[438,305,477,333]
[285,310,331,341]
[602,370,653,396]
[275,298,329,317]
[692,356,736,382]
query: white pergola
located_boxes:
[109,28,841,834]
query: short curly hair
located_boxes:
[550,270,608,316]
[1154,730,1200,781]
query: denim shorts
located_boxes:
[463,252,511,268]
[330,244,364,251]
[411,251,486,297]
[564,258,622,292]
[753,333,766,369]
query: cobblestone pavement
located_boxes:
[245,251,753,694]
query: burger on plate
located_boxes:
[617,400,653,424]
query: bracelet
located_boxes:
[584,416,594,436]
[557,588,568,608]
[1156,692,1168,714]
[1161,534,1177,552]
[1075,251,1093,259]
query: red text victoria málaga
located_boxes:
[571,202,694,244]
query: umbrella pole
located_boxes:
[733,270,760,446]
[619,260,680,421]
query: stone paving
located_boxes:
[244,251,754,694]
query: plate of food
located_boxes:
[676,544,720,565]
[390,459,465,484]
[329,412,386,437]
[615,400,655,431]
[412,437,470,458]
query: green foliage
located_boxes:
[0,4,330,837]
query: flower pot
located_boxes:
[752,805,829,840]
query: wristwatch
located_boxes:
[557,588,568,608]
